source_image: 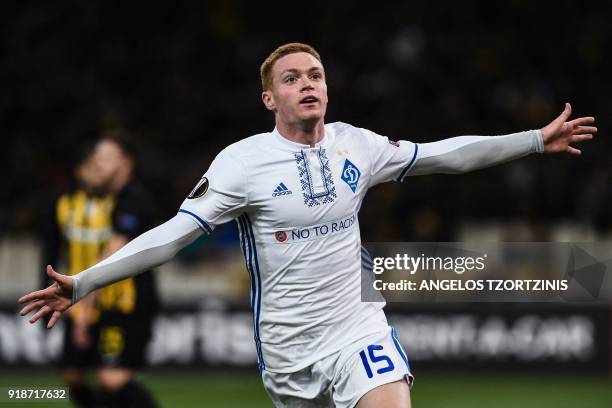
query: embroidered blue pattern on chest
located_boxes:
[294,148,337,207]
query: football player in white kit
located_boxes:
[20,43,596,407]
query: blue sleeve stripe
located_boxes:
[396,143,419,182]
[177,209,213,234]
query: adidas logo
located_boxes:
[272,182,292,197]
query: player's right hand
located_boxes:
[18,265,74,329]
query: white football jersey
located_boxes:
[179,122,418,373]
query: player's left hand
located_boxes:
[541,103,597,155]
[18,265,73,329]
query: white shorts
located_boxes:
[262,326,413,408]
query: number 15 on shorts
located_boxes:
[359,345,395,378]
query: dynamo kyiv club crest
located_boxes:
[341,159,361,193]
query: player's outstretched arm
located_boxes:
[409,103,596,176]
[19,214,203,328]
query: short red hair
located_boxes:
[260,43,322,91]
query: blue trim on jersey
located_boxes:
[244,213,265,371]
[237,217,255,308]
[361,246,373,259]
[362,260,373,269]
[391,327,411,371]
[237,215,263,371]
[361,246,374,270]
[237,214,265,372]
[396,143,419,182]
[177,209,213,234]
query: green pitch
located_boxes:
[0,370,610,407]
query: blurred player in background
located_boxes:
[89,133,160,408]
[41,144,113,407]
[42,133,159,407]
[21,43,596,408]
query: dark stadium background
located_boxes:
[1,1,610,407]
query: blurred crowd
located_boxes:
[2,1,611,244]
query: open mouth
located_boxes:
[299,96,319,104]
